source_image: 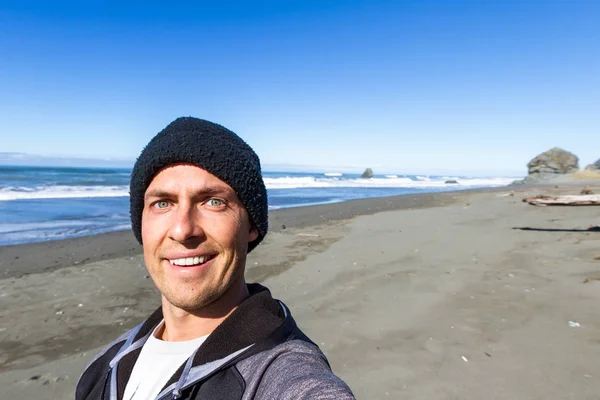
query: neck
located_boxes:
[158,278,249,342]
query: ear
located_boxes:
[248,224,259,242]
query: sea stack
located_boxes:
[522,147,579,183]
[585,158,600,171]
[360,168,373,178]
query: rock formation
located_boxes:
[521,147,579,183]
[585,159,600,171]
[528,147,579,175]
[360,168,373,178]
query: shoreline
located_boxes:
[4,179,595,280]
[1,181,600,398]
[1,185,509,279]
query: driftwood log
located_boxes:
[523,194,600,206]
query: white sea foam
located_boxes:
[0,176,518,201]
[263,176,516,189]
[0,220,132,245]
[0,185,130,201]
[323,172,342,177]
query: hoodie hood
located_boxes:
[113,283,290,399]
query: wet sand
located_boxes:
[1,183,599,399]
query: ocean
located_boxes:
[0,165,517,246]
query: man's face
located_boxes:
[141,163,258,311]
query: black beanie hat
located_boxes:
[129,117,268,253]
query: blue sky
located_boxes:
[0,0,598,176]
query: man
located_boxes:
[76,117,355,400]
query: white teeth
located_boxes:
[170,256,208,266]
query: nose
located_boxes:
[168,202,205,243]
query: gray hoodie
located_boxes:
[76,284,355,400]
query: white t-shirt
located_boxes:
[123,321,208,400]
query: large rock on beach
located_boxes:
[520,147,579,183]
[585,159,600,171]
[361,168,373,178]
[527,147,579,175]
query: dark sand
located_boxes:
[1,183,600,399]
[0,188,489,279]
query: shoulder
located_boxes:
[236,340,355,400]
[76,325,139,399]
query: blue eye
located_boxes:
[155,200,169,209]
[207,199,224,207]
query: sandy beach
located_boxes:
[1,182,599,399]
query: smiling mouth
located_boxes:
[168,255,215,267]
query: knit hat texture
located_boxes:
[130,117,268,253]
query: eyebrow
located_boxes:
[144,187,232,202]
